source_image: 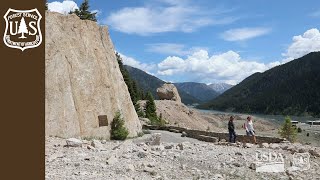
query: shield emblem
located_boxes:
[292,152,310,171]
[3,8,42,51]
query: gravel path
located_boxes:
[133,130,200,144]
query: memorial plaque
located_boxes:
[98,115,108,127]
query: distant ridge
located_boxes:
[124,65,201,105]
[174,82,220,102]
[199,52,320,117]
[208,83,233,93]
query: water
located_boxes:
[194,108,319,124]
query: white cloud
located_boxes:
[48,0,79,15]
[117,28,320,85]
[158,56,187,75]
[118,53,156,73]
[282,28,320,62]
[105,1,237,35]
[147,43,187,56]
[157,50,277,85]
[146,43,208,56]
[221,27,271,41]
[154,28,320,84]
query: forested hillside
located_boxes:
[199,52,320,117]
[174,82,219,102]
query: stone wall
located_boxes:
[143,125,284,144]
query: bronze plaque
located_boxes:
[98,115,108,127]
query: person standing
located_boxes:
[228,116,237,143]
[244,116,257,144]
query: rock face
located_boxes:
[45,12,141,139]
[156,83,181,103]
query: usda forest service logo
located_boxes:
[3,8,42,51]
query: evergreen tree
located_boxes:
[116,52,137,104]
[110,111,129,140]
[45,0,48,10]
[116,52,145,118]
[135,103,144,117]
[278,116,297,142]
[132,80,140,103]
[71,0,97,22]
[145,92,158,123]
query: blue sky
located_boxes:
[48,0,320,85]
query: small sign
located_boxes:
[98,115,108,127]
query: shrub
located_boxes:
[145,92,157,119]
[278,116,297,142]
[137,132,144,137]
[149,116,165,126]
[297,127,302,133]
[110,111,129,140]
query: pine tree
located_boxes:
[18,17,28,39]
[45,0,48,10]
[71,0,97,22]
[135,103,144,117]
[278,116,297,142]
[110,111,129,140]
[131,80,139,104]
[116,53,137,104]
[145,92,158,123]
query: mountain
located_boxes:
[208,83,233,93]
[198,52,320,117]
[174,82,220,102]
[124,65,201,105]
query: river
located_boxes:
[193,108,319,124]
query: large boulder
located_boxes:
[45,12,141,139]
[156,83,181,103]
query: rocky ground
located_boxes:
[46,130,320,180]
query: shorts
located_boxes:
[246,130,255,136]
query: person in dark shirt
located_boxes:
[228,116,236,143]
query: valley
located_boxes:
[44,1,320,179]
